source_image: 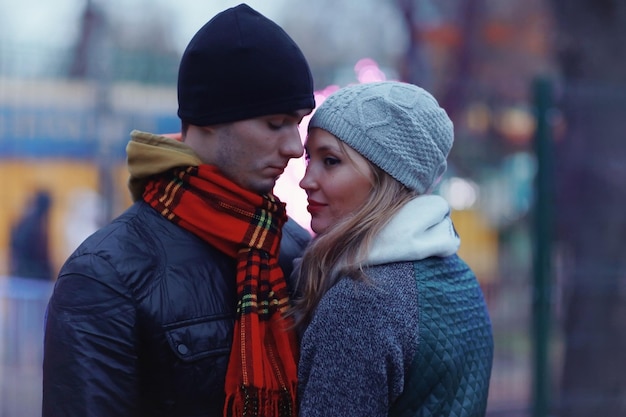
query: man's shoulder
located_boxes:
[282,217,311,249]
[56,201,234,296]
[69,201,204,266]
[279,217,311,279]
[78,202,162,248]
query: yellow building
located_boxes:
[0,78,178,276]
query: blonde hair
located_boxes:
[291,154,417,330]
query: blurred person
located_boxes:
[9,190,53,280]
[292,81,494,417]
[42,4,314,417]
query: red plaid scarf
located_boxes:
[143,165,298,417]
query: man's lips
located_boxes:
[267,166,286,177]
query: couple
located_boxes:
[42,4,493,417]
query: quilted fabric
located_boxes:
[297,253,493,417]
[389,256,494,417]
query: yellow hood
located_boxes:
[126,130,203,201]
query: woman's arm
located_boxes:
[298,278,409,417]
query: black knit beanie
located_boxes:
[177,3,315,126]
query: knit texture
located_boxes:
[297,256,493,417]
[177,3,314,125]
[309,81,454,193]
[298,193,492,416]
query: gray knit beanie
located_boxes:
[308,81,454,193]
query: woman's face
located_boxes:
[300,128,374,235]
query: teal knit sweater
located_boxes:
[297,197,494,417]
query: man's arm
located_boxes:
[43,253,139,416]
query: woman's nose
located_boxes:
[299,166,317,191]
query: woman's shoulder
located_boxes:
[411,254,475,280]
[326,261,416,298]
[313,262,420,327]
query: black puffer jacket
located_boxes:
[42,200,311,417]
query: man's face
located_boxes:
[186,109,310,195]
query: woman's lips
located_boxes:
[306,199,326,214]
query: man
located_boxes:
[42,4,314,417]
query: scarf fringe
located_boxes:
[224,384,297,417]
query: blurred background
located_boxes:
[0,0,625,416]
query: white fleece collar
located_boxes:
[366,195,460,266]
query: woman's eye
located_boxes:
[323,157,340,166]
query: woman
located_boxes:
[292,81,494,417]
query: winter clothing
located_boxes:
[177,4,314,126]
[143,161,298,416]
[42,131,311,417]
[308,81,454,193]
[297,195,493,417]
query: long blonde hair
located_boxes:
[291,153,417,330]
